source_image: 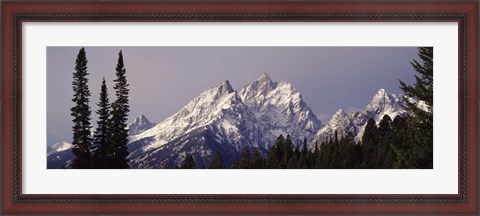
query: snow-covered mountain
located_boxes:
[128,114,155,136]
[47,74,414,169]
[313,88,406,145]
[363,88,405,123]
[47,141,72,156]
[127,80,259,168]
[314,109,358,145]
[239,73,322,145]
[127,73,322,168]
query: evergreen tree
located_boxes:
[299,138,309,168]
[400,47,433,108]
[208,152,225,169]
[389,116,411,168]
[361,118,378,168]
[294,143,301,159]
[317,141,328,168]
[92,78,111,169]
[250,148,265,169]
[281,135,294,168]
[70,47,93,169]
[362,118,377,144]
[398,47,433,168]
[373,115,392,168]
[301,138,308,156]
[377,115,392,139]
[287,153,299,169]
[232,147,251,169]
[306,147,317,168]
[342,132,359,168]
[352,139,364,168]
[264,135,287,169]
[108,50,130,169]
[265,144,281,169]
[181,153,195,169]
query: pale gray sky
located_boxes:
[47,47,418,145]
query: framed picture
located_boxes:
[2,0,478,214]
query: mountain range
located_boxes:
[47,73,408,168]
[313,88,406,145]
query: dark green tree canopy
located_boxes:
[108,50,131,169]
[70,47,93,169]
[397,47,433,168]
[92,77,111,169]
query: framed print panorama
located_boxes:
[1,0,478,214]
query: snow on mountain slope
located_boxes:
[47,141,72,156]
[129,80,238,150]
[128,114,155,136]
[314,88,406,145]
[314,109,357,144]
[128,73,322,168]
[239,73,322,145]
[127,80,262,168]
[363,88,405,123]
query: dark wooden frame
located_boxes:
[1,0,478,214]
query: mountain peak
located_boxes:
[367,88,391,109]
[134,114,148,122]
[255,73,275,88]
[375,88,387,97]
[330,109,348,122]
[258,72,271,82]
[128,114,155,136]
[218,80,234,93]
[336,108,344,114]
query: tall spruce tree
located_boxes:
[70,47,93,169]
[92,78,111,169]
[398,47,433,168]
[361,118,377,168]
[373,115,392,168]
[108,50,130,169]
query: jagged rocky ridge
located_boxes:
[127,114,155,136]
[47,74,410,169]
[313,88,406,147]
[127,73,322,168]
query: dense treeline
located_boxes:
[224,114,408,169]
[199,114,400,169]
[179,111,427,169]
[70,48,131,169]
[182,113,413,169]
[182,47,433,169]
